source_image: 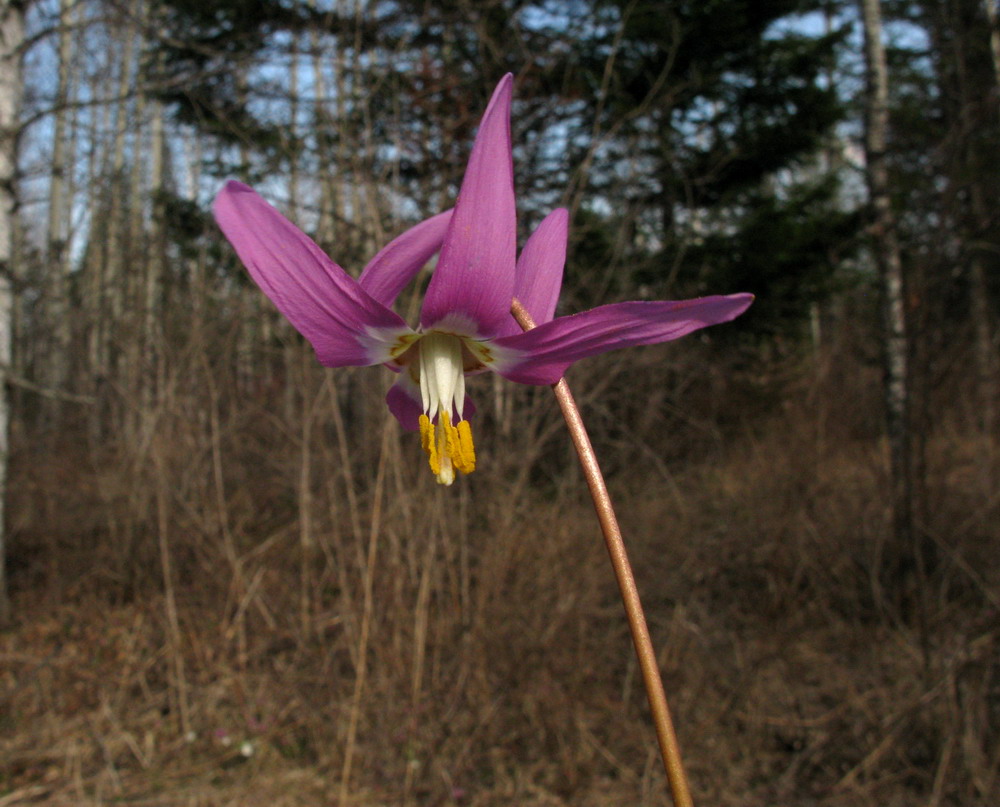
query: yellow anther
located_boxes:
[419,413,432,452]
[418,414,440,476]
[454,419,476,474]
[441,411,476,476]
[418,411,475,482]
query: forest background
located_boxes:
[0,0,998,805]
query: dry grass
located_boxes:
[2,334,998,806]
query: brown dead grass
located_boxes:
[2,338,998,806]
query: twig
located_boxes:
[511,298,694,807]
[153,434,191,738]
[339,415,392,804]
[2,368,95,404]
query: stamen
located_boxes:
[441,412,476,475]
[455,419,476,473]
[415,333,477,484]
[419,414,440,476]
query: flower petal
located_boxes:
[491,294,755,384]
[213,181,409,366]
[517,208,568,324]
[498,207,568,336]
[420,75,516,338]
[358,209,453,308]
[386,371,423,431]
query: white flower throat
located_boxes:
[415,332,476,485]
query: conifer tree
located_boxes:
[565,0,857,338]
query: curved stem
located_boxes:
[511,298,694,807]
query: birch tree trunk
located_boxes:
[86,18,135,437]
[84,56,110,362]
[44,0,75,419]
[143,90,165,411]
[859,0,918,602]
[0,0,24,625]
[125,74,146,437]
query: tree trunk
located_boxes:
[0,0,25,625]
[102,19,134,372]
[859,0,918,601]
[143,89,165,411]
[311,0,335,252]
[125,48,147,438]
[44,0,74,420]
[972,0,999,495]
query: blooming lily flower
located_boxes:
[214,75,753,485]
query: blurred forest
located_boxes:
[0,0,998,804]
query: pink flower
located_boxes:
[214,75,753,485]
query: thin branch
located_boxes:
[3,368,95,404]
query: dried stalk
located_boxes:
[511,298,694,807]
[339,416,393,803]
[153,434,191,737]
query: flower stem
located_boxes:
[511,298,695,807]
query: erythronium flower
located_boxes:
[214,74,753,485]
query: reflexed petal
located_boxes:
[420,75,516,337]
[491,294,755,384]
[214,181,409,366]
[359,209,453,308]
[498,207,568,336]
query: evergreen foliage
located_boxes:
[144,0,859,342]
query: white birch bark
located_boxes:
[859,0,915,583]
